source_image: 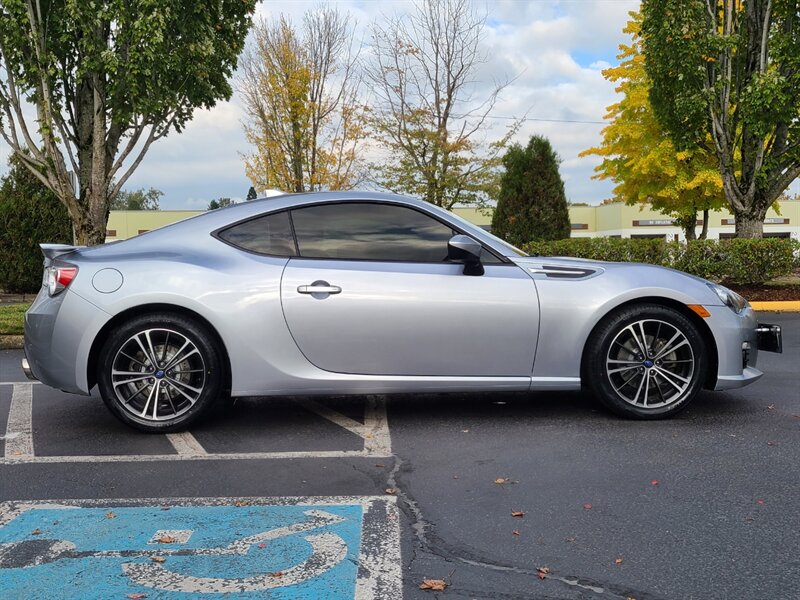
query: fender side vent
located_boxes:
[529,265,598,279]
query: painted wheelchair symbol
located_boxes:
[0,509,347,593]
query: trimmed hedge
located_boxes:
[522,237,800,285]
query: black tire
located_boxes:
[584,304,708,419]
[97,312,224,432]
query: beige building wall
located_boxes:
[106,198,800,242]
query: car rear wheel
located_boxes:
[97,313,224,432]
[585,304,708,419]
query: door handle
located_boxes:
[297,283,342,295]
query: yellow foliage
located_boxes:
[580,12,725,226]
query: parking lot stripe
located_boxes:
[0,448,387,465]
[166,432,208,456]
[363,395,392,456]
[295,397,368,437]
[4,384,33,459]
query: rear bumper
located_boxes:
[24,287,109,395]
[21,354,37,381]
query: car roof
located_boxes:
[89,191,513,258]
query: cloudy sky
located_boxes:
[2,0,649,209]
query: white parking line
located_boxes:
[166,432,208,456]
[4,384,33,459]
[363,396,393,456]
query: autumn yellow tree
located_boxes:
[581,13,725,239]
[238,8,365,193]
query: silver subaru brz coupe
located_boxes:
[23,192,782,432]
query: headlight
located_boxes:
[707,283,749,314]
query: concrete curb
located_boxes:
[750,301,800,312]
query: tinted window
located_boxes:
[291,203,455,262]
[218,211,296,256]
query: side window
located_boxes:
[217,211,296,256]
[290,203,456,262]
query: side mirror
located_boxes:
[448,234,484,276]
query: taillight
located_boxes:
[47,266,78,296]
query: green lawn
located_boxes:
[0,303,30,335]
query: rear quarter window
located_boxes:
[217,211,296,256]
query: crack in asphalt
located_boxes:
[386,453,661,600]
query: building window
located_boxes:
[138,229,150,235]
[571,223,589,230]
[106,229,117,237]
[631,234,666,240]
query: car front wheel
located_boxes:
[97,313,224,432]
[585,304,708,419]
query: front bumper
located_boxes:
[756,323,782,353]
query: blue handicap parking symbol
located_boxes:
[0,497,399,599]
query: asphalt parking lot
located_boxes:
[1,312,798,599]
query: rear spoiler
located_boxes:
[40,243,83,263]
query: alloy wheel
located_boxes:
[605,319,695,409]
[110,328,206,422]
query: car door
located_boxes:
[279,201,540,377]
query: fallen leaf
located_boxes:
[157,536,177,544]
[582,503,593,510]
[756,499,765,505]
[268,571,284,578]
[461,429,469,433]
[234,500,250,507]
[384,488,396,495]
[537,566,550,580]
[615,558,624,565]
[511,511,526,517]
[31,528,41,536]
[150,556,166,564]
[512,530,520,536]
[127,594,148,599]
[494,477,516,485]
[565,536,577,543]
[419,579,448,591]
[767,404,775,410]
[650,480,659,486]
[106,511,117,519]
[767,441,779,447]
[627,597,637,600]
[375,463,385,468]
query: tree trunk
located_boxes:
[734,211,765,238]
[699,209,709,240]
[676,213,697,240]
[69,190,107,246]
